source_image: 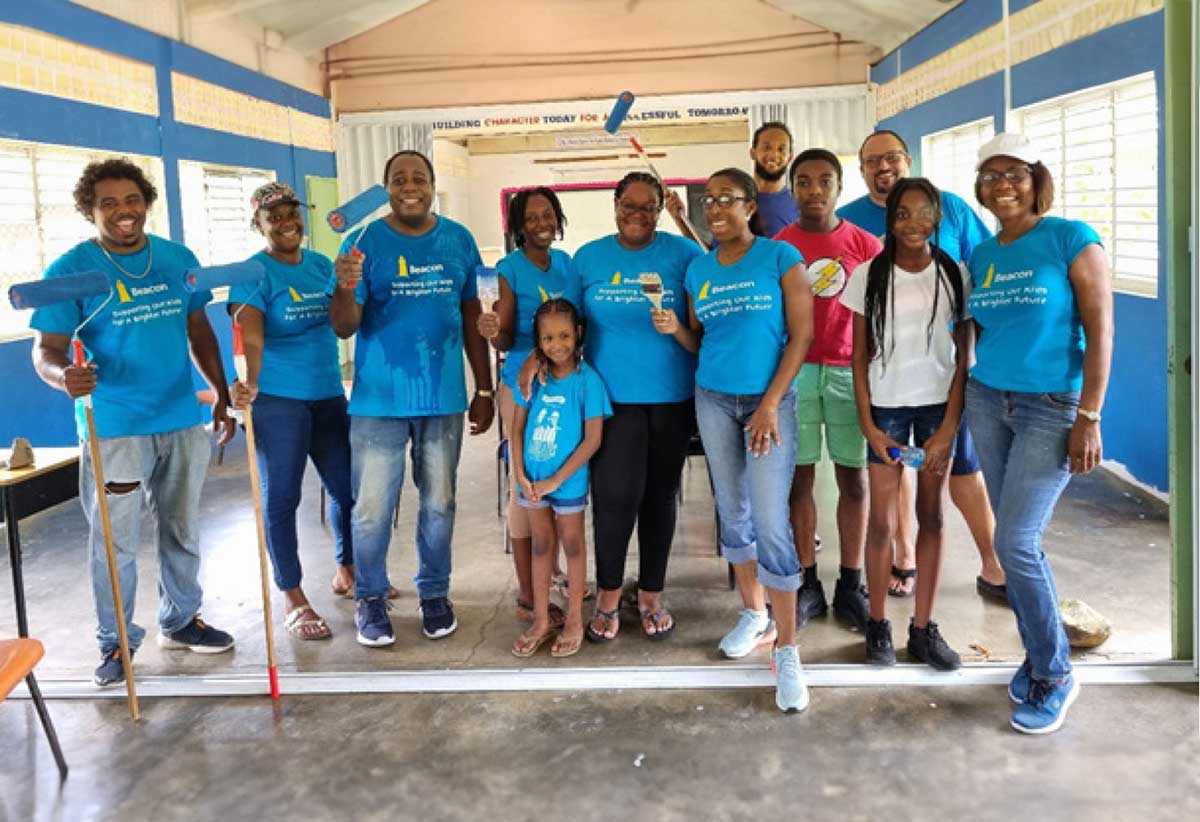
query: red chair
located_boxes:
[1,637,68,780]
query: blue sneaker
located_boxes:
[1009,658,1033,704]
[772,644,810,713]
[1011,675,1080,735]
[94,647,134,688]
[718,609,775,659]
[356,596,395,647]
[419,596,458,639]
[158,616,234,654]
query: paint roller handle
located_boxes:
[228,323,258,412]
[69,339,97,406]
[334,247,364,290]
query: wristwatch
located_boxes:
[1077,408,1101,423]
[475,389,494,399]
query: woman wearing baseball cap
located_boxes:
[227,182,360,640]
[964,133,1113,733]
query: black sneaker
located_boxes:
[157,616,234,654]
[795,580,828,629]
[907,620,962,671]
[832,579,869,632]
[865,618,896,666]
[94,648,133,688]
[419,596,458,639]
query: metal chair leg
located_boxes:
[25,671,67,781]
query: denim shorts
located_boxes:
[950,420,981,475]
[867,402,957,466]
[517,492,588,515]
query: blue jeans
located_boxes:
[251,393,353,591]
[695,387,800,591]
[965,379,1076,682]
[79,425,210,654]
[350,414,464,599]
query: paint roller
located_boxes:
[183,259,267,293]
[8,270,139,721]
[604,91,708,251]
[7,270,111,310]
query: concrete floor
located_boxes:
[0,425,1193,820]
[0,423,1174,678]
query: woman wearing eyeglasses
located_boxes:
[681,168,814,712]
[569,172,703,643]
[965,133,1113,734]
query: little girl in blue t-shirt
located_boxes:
[511,299,611,659]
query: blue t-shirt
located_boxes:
[228,250,342,401]
[967,216,1101,393]
[29,236,210,439]
[685,237,804,395]
[514,362,612,500]
[497,248,580,389]
[837,190,991,263]
[756,188,800,238]
[574,233,703,404]
[339,216,482,417]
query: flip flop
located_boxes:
[550,631,583,658]
[585,607,619,643]
[639,607,675,641]
[887,565,917,598]
[976,575,1010,605]
[283,606,331,641]
[511,627,556,658]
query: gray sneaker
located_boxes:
[718,609,776,659]
[93,648,133,688]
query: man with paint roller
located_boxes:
[330,150,494,647]
[29,158,237,687]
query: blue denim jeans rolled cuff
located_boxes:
[350,414,464,600]
[516,492,588,515]
[965,378,1076,682]
[80,425,210,653]
[252,392,354,592]
[867,402,954,466]
[696,386,801,592]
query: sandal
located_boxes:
[639,607,675,641]
[976,575,1010,605]
[511,627,557,658]
[550,630,583,658]
[284,606,331,640]
[585,607,620,643]
[514,599,567,628]
[888,565,917,598]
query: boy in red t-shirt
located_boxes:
[773,149,883,633]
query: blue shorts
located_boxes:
[867,403,956,466]
[950,420,981,475]
[516,492,588,515]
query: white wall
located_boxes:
[465,141,746,253]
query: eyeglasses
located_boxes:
[978,166,1033,186]
[894,207,937,224]
[617,200,662,217]
[700,194,751,208]
[862,151,909,168]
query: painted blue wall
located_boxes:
[0,1,334,447]
[872,0,1169,490]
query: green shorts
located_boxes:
[794,363,867,468]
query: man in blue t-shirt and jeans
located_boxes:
[31,158,237,688]
[331,150,495,647]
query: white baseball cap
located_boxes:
[977,132,1041,169]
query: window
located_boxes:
[0,139,166,341]
[179,162,274,268]
[1012,73,1159,297]
[921,117,995,229]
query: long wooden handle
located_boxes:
[629,137,709,251]
[76,340,140,721]
[241,404,279,698]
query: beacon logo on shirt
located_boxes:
[397,256,410,278]
[115,280,168,303]
[697,281,711,300]
[806,257,846,298]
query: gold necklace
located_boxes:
[94,238,153,279]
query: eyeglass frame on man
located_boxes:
[861,150,910,169]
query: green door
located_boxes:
[305,176,343,261]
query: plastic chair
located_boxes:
[1,638,68,781]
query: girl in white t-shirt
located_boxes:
[840,177,969,672]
